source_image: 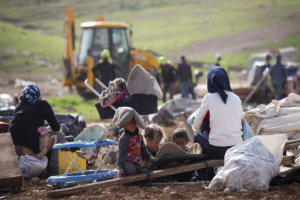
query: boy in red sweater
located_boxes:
[113,107,155,177]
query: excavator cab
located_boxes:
[78,23,131,78]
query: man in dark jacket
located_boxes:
[92,49,116,91]
[269,54,287,100]
[177,56,192,98]
[156,56,177,102]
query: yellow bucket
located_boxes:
[58,149,86,175]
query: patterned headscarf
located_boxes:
[19,83,41,104]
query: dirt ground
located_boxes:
[1,122,300,200]
[1,173,300,200]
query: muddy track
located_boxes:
[169,19,300,60]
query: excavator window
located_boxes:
[78,28,94,66]
[111,28,130,69]
[78,27,130,70]
[91,28,109,57]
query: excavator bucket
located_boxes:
[62,8,77,87]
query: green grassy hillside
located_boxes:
[0,0,300,68]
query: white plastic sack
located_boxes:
[209,135,286,191]
[18,154,48,179]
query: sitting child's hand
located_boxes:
[148,157,157,162]
[118,168,125,178]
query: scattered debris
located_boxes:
[241,193,252,198]
[225,196,237,200]
[50,79,57,85]
[151,186,160,192]
[224,188,231,193]
[149,99,201,124]
[163,187,171,194]
[30,177,41,183]
[14,78,33,89]
[240,188,249,192]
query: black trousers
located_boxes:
[194,135,232,159]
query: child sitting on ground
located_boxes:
[112,107,155,178]
[143,124,167,157]
[172,128,190,152]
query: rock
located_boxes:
[170,191,177,196]
[151,186,160,192]
[32,190,39,192]
[164,187,171,194]
[6,193,12,196]
[240,188,249,192]
[30,177,41,183]
[26,193,31,196]
[225,196,236,200]
[224,188,231,193]
[274,195,280,199]
[242,193,251,198]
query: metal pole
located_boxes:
[243,68,268,105]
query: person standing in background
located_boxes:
[269,54,287,100]
[215,53,229,73]
[177,56,192,98]
[92,49,116,92]
[156,56,177,102]
[263,54,273,104]
[189,65,196,99]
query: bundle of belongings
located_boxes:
[147,142,210,182]
[55,114,86,138]
[0,118,10,133]
[95,64,163,119]
[244,93,300,140]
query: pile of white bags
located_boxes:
[244,93,300,139]
[209,135,287,191]
[18,154,48,179]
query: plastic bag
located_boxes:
[18,154,48,179]
[209,135,287,191]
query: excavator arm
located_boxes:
[62,8,77,88]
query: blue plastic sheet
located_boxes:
[47,170,118,183]
[52,139,115,149]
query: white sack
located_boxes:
[18,154,48,179]
[209,135,286,191]
[256,113,300,138]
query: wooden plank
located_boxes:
[278,164,300,177]
[180,112,194,143]
[0,176,23,188]
[280,155,295,166]
[47,159,224,198]
[284,143,300,151]
[283,139,300,151]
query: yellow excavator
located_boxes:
[62,8,161,98]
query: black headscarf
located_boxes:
[207,66,232,104]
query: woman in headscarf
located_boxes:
[8,83,65,176]
[192,66,243,159]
